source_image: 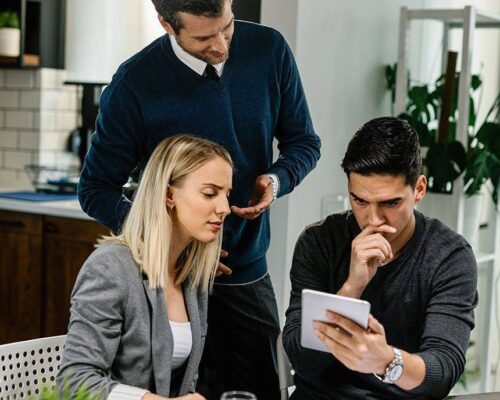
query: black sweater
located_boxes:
[283,210,478,400]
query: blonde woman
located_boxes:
[57,135,233,400]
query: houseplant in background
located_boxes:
[385,59,500,250]
[0,10,20,57]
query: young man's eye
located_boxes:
[353,198,366,205]
[384,201,399,207]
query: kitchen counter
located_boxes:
[0,189,91,220]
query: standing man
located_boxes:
[78,1,321,399]
[283,117,477,399]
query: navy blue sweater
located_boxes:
[78,21,321,284]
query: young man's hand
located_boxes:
[339,224,396,298]
[313,312,393,375]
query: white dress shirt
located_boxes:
[169,34,224,77]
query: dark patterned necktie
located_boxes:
[203,64,220,82]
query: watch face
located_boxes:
[389,365,403,382]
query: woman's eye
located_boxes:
[203,192,216,198]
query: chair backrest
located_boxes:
[0,335,66,399]
[276,332,294,400]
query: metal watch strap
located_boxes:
[373,346,403,384]
[267,174,279,202]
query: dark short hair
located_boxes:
[341,117,422,187]
[151,0,227,33]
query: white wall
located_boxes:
[65,0,164,83]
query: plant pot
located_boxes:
[462,193,483,253]
[0,28,20,57]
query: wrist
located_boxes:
[338,280,365,299]
[267,173,279,202]
[376,345,395,375]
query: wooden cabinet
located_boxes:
[0,211,42,343]
[0,210,108,344]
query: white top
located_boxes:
[107,321,193,400]
[169,34,224,77]
[170,320,193,369]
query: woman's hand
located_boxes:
[143,393,206,400]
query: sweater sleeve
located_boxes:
[408,244,478,399]
[78,78,145,233]
[268,35,321,197]
[283,226,336,381]
[56,251,131,399]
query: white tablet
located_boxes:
[301,289,371,352]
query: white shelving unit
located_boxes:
[395,6,500,393]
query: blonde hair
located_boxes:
[99,134,233,291]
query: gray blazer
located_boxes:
[57,243,208,399]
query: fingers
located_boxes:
[367,314,384,335]
[313,322,359,368]
[215,262,232,277]
[326,311,366,338]
[231,205,268,220]
[220,249,228,258]
[352,233,393,263]
[359,224,397,237]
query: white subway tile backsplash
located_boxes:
[5,111,35,129]
[0,91,19,108]
[55,111,78,131]
[39,133,67,151]
[0,68,79,178]
[4,150,33,169]
[40,111,56,130]
[19,131,40,150]
[0,170,18,185]
[0,130,18,148]
[5,70,36,89]
[20,91,41,109]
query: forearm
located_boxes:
[394,351,425,391]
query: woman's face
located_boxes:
[170,156,232,244]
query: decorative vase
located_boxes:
[0,28,21,57]
[462,193,483,253]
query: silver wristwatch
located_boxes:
[267,174,279,202]
[374,346,403,384]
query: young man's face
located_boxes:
[348,173,426,245]
[160,0,234,65]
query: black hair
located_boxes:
[151,0,227,33]
[341,117,422,187]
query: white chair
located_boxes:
[276,332,294,400]
[0,335,66,399]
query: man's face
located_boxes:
[348,173,426,245]
[160,0,234,65]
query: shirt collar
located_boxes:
[169,34,224,77]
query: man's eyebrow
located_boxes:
[380,197,402,203]
[350,192,365,202]
[193,16,234,40]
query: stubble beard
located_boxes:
[175,36,231,65]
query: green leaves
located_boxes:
[426,141,467,193]
[0,10,20,29]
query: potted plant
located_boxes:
[0,10,20,57]
[384,62,497,198]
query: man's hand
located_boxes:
[231,175,274,219]
[314,312,393,375]
[216,249,232,277]
[339,224,396,298]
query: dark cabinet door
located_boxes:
[0,211,42,344]
[42,216,109,336]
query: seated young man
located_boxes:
[283,117,478,399]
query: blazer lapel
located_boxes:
[143,278,173,397]
[179,283,201,393]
